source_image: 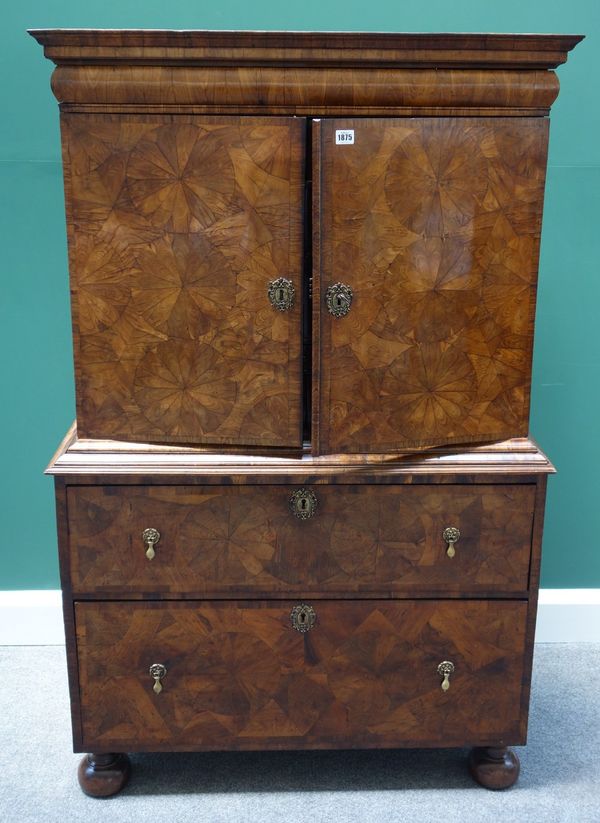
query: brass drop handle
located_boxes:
[267,277,295,311]
[443,526,460,558]
[142,527,160,560]
[289,488,318,520]
[291,603,316,633]
[326,282,353,317]
[149,663,167,694]
[437,661,455,692]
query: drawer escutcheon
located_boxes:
[290,603,316,633]
[289,488,318,520]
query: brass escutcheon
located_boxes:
[290,603,316,633]
[267,277,295,311]
[142,527,160,560]
[149,663,167,695]
[326,282,353,317]
[289,488,317,520]
[437,660,455,692]
[443,526,460,558]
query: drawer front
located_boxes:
[76,599,527,750]
[68,484,535,594]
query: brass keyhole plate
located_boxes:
[290,603,316,633]
[267,277,295,311]
[326,282,353,318]
[289,488,318,520]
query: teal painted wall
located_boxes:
[1,1,598,589]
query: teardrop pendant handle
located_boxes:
[437,660,455,692]
[149,663,166,694]
[142,528,160,560]
[443,526,460,559]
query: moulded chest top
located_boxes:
[29,29,583,69]
[46,424,555,479]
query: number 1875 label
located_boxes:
[335,129,355,145]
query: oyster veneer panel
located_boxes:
[63,114,305,449]
[315,117,547,454]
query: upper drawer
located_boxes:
[67,483,535,595]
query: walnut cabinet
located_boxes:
[61,112,549,453]
[31,29,582,455]
[33,29,582,795]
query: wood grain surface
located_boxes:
[49,67,560,115]
[75,599,527,751]
[62,113,304,448]
[315,117,548,454]
[30,30,583,70]
[67,483,535,596]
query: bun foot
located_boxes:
[77,753,131,797]
[468,746,520,789]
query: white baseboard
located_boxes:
[0,591,65,645]
[0,589,599,645]
[535,589,600,643]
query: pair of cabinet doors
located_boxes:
[62,113,548,454]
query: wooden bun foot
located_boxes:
[468,746,520,789]
[77,753,131,797]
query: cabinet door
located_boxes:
[62,114,305,449]
[313,118,548,454]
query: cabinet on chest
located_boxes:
[33,28,581,796]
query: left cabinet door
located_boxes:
[62,114,305,449]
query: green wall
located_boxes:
[1,1,598,589]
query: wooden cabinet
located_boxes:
[60,111,550,454]
[34,29,581,795]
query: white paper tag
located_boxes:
[335,129,355,145]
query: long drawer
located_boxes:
[75,599,527,751]
[67,484,535,595]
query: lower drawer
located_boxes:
[75,599,527,751]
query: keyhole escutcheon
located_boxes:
[289,488,318,520]
[267,277,295,311]
[326,282,353,318]
[290,603,316,633]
